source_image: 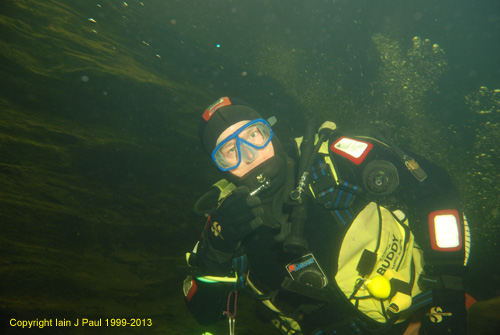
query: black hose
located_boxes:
[192,188,220,216]
[284,119,317,254]
[297,119,317,179]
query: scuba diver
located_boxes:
[183,97,470,335]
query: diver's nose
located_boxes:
[240,143,258,163]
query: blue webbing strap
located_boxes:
[232,255,247,290]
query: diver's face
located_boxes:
[216,120,275,177]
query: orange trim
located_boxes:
[465,293,477,308]
[186,279,197,302]
[330,137,373,165]
[202,97,232,121]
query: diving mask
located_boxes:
[212,118,273,171]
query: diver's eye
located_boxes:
[222,145,236,156]
[242,126,265,145]
[219,139,237,157]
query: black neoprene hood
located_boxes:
[199,97,262,155]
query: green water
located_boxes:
[0,0,499,334]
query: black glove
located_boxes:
[207,186,264,252]
[420,285,467,334]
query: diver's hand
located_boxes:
[420,286,467,335]
[207,186,264,252]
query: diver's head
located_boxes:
[213,119,275,177]
[199,97,286,191]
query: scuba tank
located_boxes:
[362,123,427,183]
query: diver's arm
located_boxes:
[390,153,468,334]
[184,186,261,325]
[183,232,237,325]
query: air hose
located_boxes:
[283,119,315,254]
[284,120,337,254]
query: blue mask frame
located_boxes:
[211,118,274,171]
